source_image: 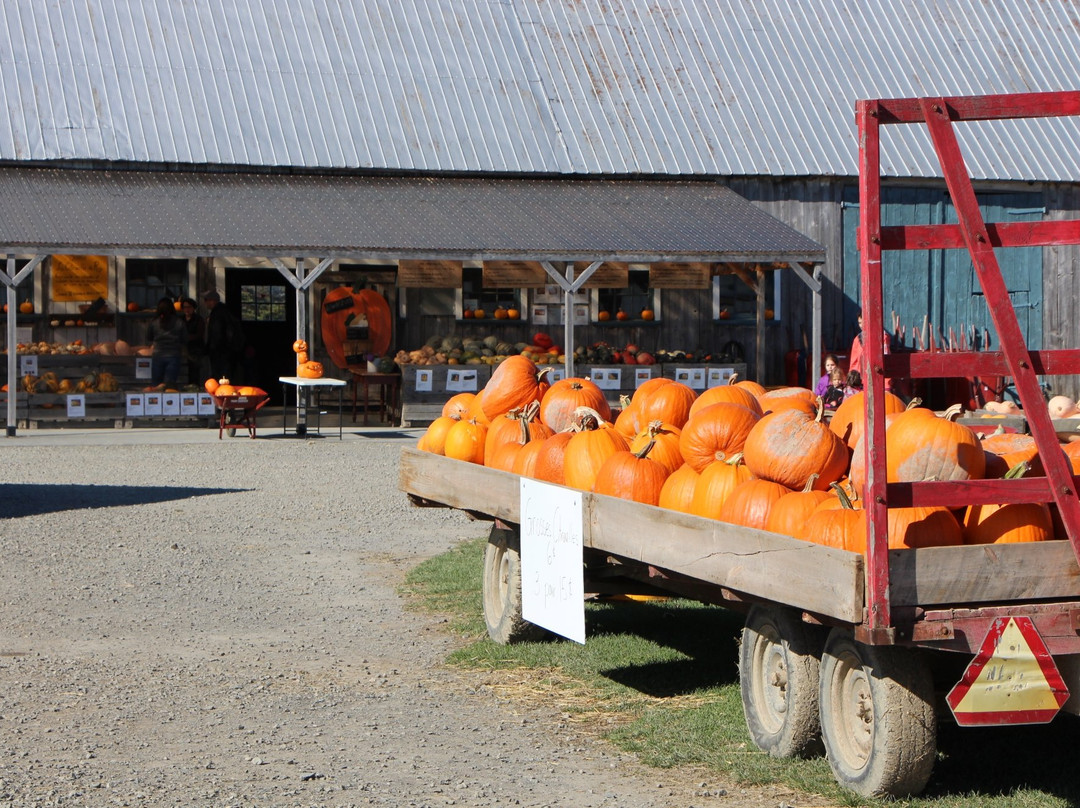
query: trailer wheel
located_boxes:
[739,606,824,758]
[482,525,546,645]
[818,629,936,798]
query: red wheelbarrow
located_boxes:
[211,393,269,439]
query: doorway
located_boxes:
[225,269,295,403]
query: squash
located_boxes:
[480,356,549,420]
[1048,395,1078,419]
[296,361,324,379]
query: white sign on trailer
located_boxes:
[520,478,585,644]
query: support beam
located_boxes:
[3,255,45,437]
[540,260,602,378]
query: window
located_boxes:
[240,284,287,322]
[460,267,523,319]
[712,271,777,322]
[596,269,657,321]
[125,258,189,310]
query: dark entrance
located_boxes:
[225,268,295,403]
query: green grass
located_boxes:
[403,536,1080,808]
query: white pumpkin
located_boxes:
[1048,395,1078,419]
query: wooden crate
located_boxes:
[399,363,492,427]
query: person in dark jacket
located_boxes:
[202,290,245,382]
[180,296,205,385]
[147,297,186,387]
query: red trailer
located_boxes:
[400,92,1080,797]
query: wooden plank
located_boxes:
[889,542,1080,607]
[398,448,864,622]
[574,262,629,288]
[397,260,462,288]
[648,263,710,289]
[481,261,547,288]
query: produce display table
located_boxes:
[349,370,400,425]
[279,376,346,439]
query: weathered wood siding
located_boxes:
[1043,182,1080,399]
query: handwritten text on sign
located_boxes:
[520,478,585,644]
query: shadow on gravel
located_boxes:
[0,482,246,518]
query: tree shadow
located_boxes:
[0,482,246,519]
[586,600,743,697]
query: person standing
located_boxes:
[203,289,246,382]
[813,354,841,398]
[179,297,205,385]
[849,311,892,393]
[147,297,186,388]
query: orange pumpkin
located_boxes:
[765,476,833,538]
[730,373,767,400]
[540,377,611,432]
[592,440,670,506]
[532,431,575,485]
[613,396,640,438]
[658,463,700,513]
[635,381,697,429]
[829,390,906,449]
[885,407,985,482]
[512,435,550,478]
[204,378,220,394]
[421,414,461,455]
[485,403,553,464]
[963,502,1054,544]
[562,408,630,491]
[678,402,761,473]
[629,421,683,475]
[215,384,238,396]
[802,492,866,551]
[295,351,310,365]
[442,392,476,419]
[758,387,817,408]
[688,384,762,418]
[886,506,963,550]
[743,400,847,491]
[718,478,792,530]
[292,339,308,353]
[481,356,549,420]
[296,361,324,379]
[443,418,488,464]
[465,389,491,426]
[689,453,753,520]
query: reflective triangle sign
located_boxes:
[947,616,1070,726]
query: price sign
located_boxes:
[162,393,181,416]
[445,368,478,392]
[143,393,163,416]
[125,393,145,417]
[19,355,38,376]
[180,394,199,415]
[66,394,86,418]
[634,367,655,388]
[414,369,433,392]
[135,357,152,380]
[590,367,622,390]
[674,367,706,389]
[707,367,736,388]
[197,393,216,415]
[520,478,585,644]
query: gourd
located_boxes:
[1048,395,1078,419]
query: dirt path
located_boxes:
[0,430,816,807]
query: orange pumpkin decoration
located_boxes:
[204,378,220,394]
[829,390,906,450]
[635,381,697,429]
[443,392,477,419]
[688,384,762,418]
[481,356,550,420]
[743,400,847,491]
[678,402,761,473]
[562,407,630,491]
[443,418,488,464]
[658,463,700,513]
[629,421,683,475]
[592,440,670,506]
[689,453,754,520]
[296,361,324,379]
[295,351,310,365]
[421,414,461,455]
[532,431,575,485]
[215,384,238,397]
[765,475,833,538]
[718,478,792,529]
[540,377,611,432]
[292,339,308,353]
[885,407,985,482]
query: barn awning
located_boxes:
[0,167,823,263]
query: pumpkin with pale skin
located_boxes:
[743,400,847,491]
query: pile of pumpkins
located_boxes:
[394,332,565,367]
[203,377,266,398]
[418,356,1080,551]
[292,339,324,379]
[21,370,121,393]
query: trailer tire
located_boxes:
[818,629,936,798]
[739,606,824,758]
[482,525,546,645]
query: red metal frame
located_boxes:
[856,92,1080,636]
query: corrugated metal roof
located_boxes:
[0,168,824,262]
[0,0,1076,181]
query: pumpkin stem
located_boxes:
[905,397,923,410]
[800,473,820,493]
[522,400,541,422]
[724,451,745,466]
[619,393,632,409]
[1004,460,1031,479]
[572,405,605,431]
[814,396,826,423]
[830,482,857,510]
[633,438,657,460]
[942,403,964,422]
[728,372,740,386]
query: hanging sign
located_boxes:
[649,262,711,289]
[520,478,585,644]
[482,261,548,288]
[50,255,109,301]
[947,617,1069,726]
[396,260,463,288]
[574,262,629,289]
[65,394,86,418]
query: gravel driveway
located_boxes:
[0,427,808,808]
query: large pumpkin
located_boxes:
[718,478,792,530]
[765,476,833,538]
[658,463,700,513]
[829,390,906,449]
[678,403,761,473]
[592,441,670,506]
[628,421,683,475]
[442,392,476,419]
[885,407,985,482]
[485,403,553,464]
[481,356,549,420]
[963,502,1054,544]
[687,384,762,418]
[540,377,611,432]
[562,409,630,491]
[634,381,697,429]
[689,453,753,520]
[532,431,574,485]
[443,418,488,464]
[743,401,847,491]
